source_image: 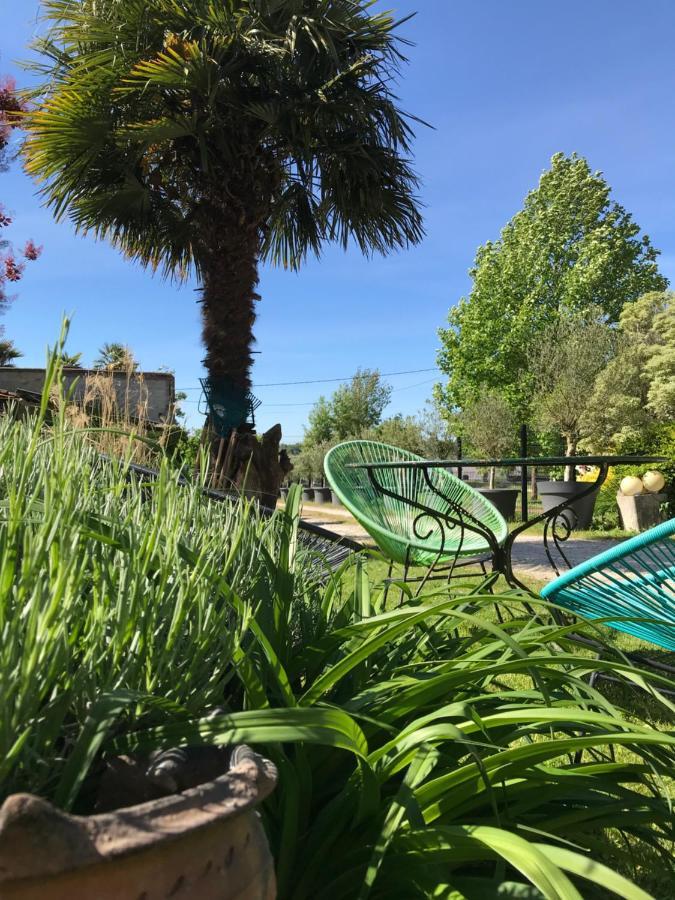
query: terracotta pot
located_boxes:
[0,745,277,900]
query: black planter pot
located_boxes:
[538,481,599,531]
[477,488,519,522]
[302,487,315,503]
[279,486,289,500]
[312,486,332,504]
[330,489,343,507]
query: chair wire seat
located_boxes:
[541,518,675,650]
[324,440,507,568]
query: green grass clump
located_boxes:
[1,359,675,898]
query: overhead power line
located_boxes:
[253,367,439,388]
[177,366,440,391]
[259,377,437,408]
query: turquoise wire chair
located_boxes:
[324,441,508,576]
[541,518,675,651]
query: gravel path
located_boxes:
[300,502,623,582]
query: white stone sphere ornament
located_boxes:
[620,476,644,496]
[642,470,665,493]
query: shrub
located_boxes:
[2,358,674,897]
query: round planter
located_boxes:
[538,481,600,531]
[0,746,277,900]
[477,488,519,522]
[330,489,342,507]
[302,487,315,503]
[312,487,332,504]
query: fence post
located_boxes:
[520,424,528,522]
[457,437,463,480]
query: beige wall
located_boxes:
[0,368,175,423]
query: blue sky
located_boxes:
[2,0,675,437]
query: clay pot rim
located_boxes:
[0,746,277,882]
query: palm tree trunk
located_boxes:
[200,219,260,390]
[197,196,291,503]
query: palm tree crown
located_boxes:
[24,0,424,392]
[93,343,139,372]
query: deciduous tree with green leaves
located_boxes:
[24,1,423,438]
[532,313,615,479]
[330,368,392,438]
[581,291,675,450]
[436,152,667,419]
[303,396,334,447]
[304,368,392,444]
[455,390,517,488]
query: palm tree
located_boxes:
[23,1,423,402]
[0,339,22,367]
[93,343,139,372]
[57,351,83,368]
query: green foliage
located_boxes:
[292,440,333,483]
[114,516,675,898]
[3,351,675,898]
[366,414,428,455]
[298,404,456,483]
[93,342,139,371]
[304,396,335,446]
[168,426,204,474]
[582,292,674,450]
[304,369,392,444]
[645,294,675,420]
[24,1,424,277]
[0,338,22,366]
[56,350,83,367]
[531,312,615,461]
[331,369,393,438]
[453,389,518,488]
[436,152,667,419]
[608,423,675,509]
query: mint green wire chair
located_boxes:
[541,518,675,651]
[323,441,508,571]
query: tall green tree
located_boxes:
[330,368,392,438]
[644,294,675,421]
[454,390,517,488]
[24,1,423,403]
[582,291,674,449]
[436,152,667,418]
[303,396,334,447]
[304,368,392,444]
[532,312,615,478]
